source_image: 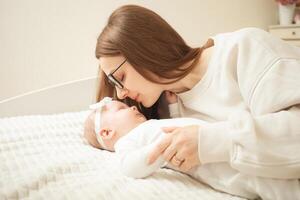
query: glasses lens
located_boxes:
[108,75,123,89]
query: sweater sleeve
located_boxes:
[116,135,167,179]
[168,103,180,118]
[198,58,300,179]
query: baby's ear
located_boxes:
[99,128,116,140]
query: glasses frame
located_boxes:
[107,59,127,89]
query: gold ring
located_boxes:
[174,156,184,163]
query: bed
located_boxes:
[0,77,246,200]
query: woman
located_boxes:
[94,4,300,181]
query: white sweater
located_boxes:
[169,27,300,179]
[114,118,300,200]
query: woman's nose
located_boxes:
[116,88,128,99]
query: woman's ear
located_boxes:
[99,128,116,140]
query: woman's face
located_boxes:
[100,56,164,107]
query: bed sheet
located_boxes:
[0,111,246,200]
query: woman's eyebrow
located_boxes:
[99,64,113,75]
[109,66,120,75]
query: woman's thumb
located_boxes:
[161,126,178,133]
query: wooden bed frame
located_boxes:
[0,76,98,117]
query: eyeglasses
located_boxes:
[107,59,127,89]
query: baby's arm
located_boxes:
[116,135,166,179]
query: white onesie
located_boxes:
[114,118,300,200]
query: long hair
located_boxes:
[95,5,205,119]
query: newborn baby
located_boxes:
[84,97,300,200]
[84,97,147,151]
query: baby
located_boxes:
[84,97,300,200]
[84,97,147,152]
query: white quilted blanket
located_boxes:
[0,111,246,200]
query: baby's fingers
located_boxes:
[147,136,171,165]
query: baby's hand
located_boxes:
[165,91,178,104]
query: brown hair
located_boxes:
[95,5,205,119]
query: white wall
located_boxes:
[0,0,278,101]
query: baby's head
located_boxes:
[84,97,147,151]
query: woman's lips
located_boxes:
[134,94,139,102]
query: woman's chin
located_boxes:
[142,100,156,108]
[138,95,160,108]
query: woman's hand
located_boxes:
[165,91,178,104]
[147,125,201,172]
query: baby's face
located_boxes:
[93,100,146,150]
[85,100,146,151]
[101,100,146,129]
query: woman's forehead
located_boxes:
[99,56,125,73]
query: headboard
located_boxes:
[0,76,98,118]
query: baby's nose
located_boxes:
[131,106,137,111]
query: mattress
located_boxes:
[0,111,246,200]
